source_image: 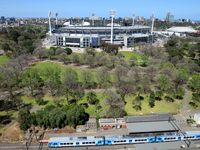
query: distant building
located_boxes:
[99,118,126,130]
[165,12,174,22]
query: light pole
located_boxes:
[55,13,58,25]
[48,11,52,35]
[132,14,135,26]
[151,13,155,35]
[110,9,115,44]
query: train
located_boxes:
[47,131,200,148]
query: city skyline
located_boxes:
[0,0,200,20]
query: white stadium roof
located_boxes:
[166,26,197,33]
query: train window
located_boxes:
[76,142,79,145]
[82,142,85,144]
[129,140,132,142]
[92,142,95,144]
[70,143,73,145]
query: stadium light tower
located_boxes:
[92,13,95,26]
[55,12,58,25]
[151,13,155,35]
[48,11,52,35]
[110,9,115,44]
[132,14,135,26]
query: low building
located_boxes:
[125,113,179,136]
[86,118,97,130]
[99,118,126,130]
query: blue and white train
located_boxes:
[47,131,200,148]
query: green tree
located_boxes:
[86,92,99,105]
[157,75,172,92]
[97,67,111,87]
[132,96,142,111]
[63,68,79,102]
[21,68,44,96]
[44,66,61,96]
[18,109,32,131]
[64,48,72,55]
[149,92,155,108]
[81,70,95,89]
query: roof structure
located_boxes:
[126,121,178,134]
[166,26,197,33]
[125,113,174,123]
[125,113,178,134]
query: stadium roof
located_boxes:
[58,25,150,31]
[166,26,197,33]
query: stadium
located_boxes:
[48,12,154,48]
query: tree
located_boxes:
[116,79,134,101]
[189,74,200,103]
[85,48,96,56]
[157,75,172,92]
[64,48,72,55]
[105,90,126,118]
[86,92,99,105]
[21,68,44,96]
[97,67,111,88]
[149,92,155,108]
[114,65,129,82]
[18,109,32,131]
[44,66,61,96]
[66,105,89,127]
[81,70,96,89]
[63,68,79,102]
[132,96,142,111]
[101,42,120,55]
[71,53,80,64]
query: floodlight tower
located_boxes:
[151,13,155,35]
[55,12,58,25]
[48,11,52,35]
[110,9,115,44]
[132,14,135,26]
[92,13,95,26]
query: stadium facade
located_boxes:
[50,25,153,48]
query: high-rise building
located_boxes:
[165,12,174,22]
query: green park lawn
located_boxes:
[33,61,99,82]
[125,95,182,115]
[0,55,9,65]
[119,51,148,65]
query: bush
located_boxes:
[165,96,175,102]
[189,101,198,108]
[64,48,72,55]
[35,99,48,105]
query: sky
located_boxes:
[0,0,200,20]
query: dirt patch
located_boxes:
[0,121,24,143]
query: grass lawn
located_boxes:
[125,95,182,115]
[78,92,108,117]
[33,61,99,82]
[119,51,149,65]
[0,55,9,65]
